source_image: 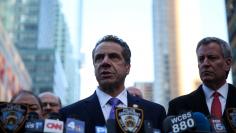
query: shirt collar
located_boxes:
[202,83,228,99]
[96,87,128,107]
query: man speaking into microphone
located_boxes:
[167,37,236,132]
[60,35,166,133]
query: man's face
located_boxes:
[197,42,232,86]
[93,42,130,89]
[12,94,42,117]
[40,94,60,117]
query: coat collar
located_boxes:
[190,85,210,116]
[84,92,106,125]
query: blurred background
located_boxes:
[0,0,235,109]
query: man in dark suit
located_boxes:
[60,35,166,133]
[168,37,236,132]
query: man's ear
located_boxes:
[225,58,232,71]
[126,64,131,74]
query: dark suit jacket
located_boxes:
[168,84,236,132]
[60,91,166,133]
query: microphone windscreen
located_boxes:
[191,112,211,132]
[47,112,63,120]
[106,119,117,133]
[27,112,39,120]
[162,115,175,133]
[144,120,153,133]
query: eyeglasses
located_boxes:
[22,103,41,112]
[42,102,59,107]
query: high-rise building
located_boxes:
[0,22,32,101]
[59,0,83,104]
[225,0,236,85]
[152,0,180,108]
[0,0,82,105]
[13,0,54,93]
[153,0,228,109]
[0,0,16,39]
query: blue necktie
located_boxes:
[108,98,120,119]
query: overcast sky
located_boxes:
[61,0,229,99]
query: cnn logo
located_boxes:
[47,122,63,130]
[44,119,64,133]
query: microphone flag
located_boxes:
[0,103,27,133]
[43,119,64,133]
[25,119,44,132]
[95,126,107,133]
[209,116,226,133]
[169,112,195,133]
[65,118,85,133]
[115,107,143,133]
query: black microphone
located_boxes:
[24,112,44,133]
[47,112,63,120]
[162,115,175,133]
[43,112,64,133]
[27,112,40,120]
[144,120,153,133]
[106,119,117,133]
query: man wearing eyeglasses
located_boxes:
[38,91,62,118]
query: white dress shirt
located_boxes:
[96,87,128,121]
[202,83,228,115]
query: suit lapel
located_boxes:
[191,86,210,116]
[224,84,236,115]
[127,92,140,107]
[84,92,106,125]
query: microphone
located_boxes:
[48,112,63,120]
[27,112,40,120]
[144,120,153,133]
[188,112,211,132]
[225,108,236,132]
[43,112,64,133]
[95,126,107,133]
[106,119,117,133]
[162,115,175,133]
[65,117,85,133]
[25,112,44,133]
[209,116,226,133]
[162,112,195,133]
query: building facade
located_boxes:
[152,0,180,108]
[0,22,32,101]
[225,0,236,85]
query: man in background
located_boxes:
[11,90,43,118]
[38,91,61,118]
[168,37,236,132]
[127,86,143,98]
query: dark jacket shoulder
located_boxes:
[167,86,206,116]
